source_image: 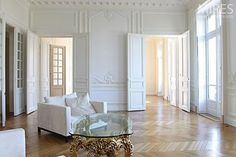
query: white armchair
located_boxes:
[38,100,107,141]
[0,128,26,157]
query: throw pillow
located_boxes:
[64,92,77,99]
[44,92,78,106]
[65,95,95,116]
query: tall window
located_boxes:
[197,1,222,117]
[206,11,221,102]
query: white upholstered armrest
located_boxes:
[0,128,26,157]
[90,101,107,113]
[38,103,71,136]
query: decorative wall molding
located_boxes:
[79,10,88,33]
[103,10,113,22]
[228,72,236,85]
[131,11,142,33]
[28,0,195,9]
[92,73,126,85]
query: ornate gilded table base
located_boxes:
[70,135,133,157]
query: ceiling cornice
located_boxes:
[28,0,193,10]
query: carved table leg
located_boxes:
[70,136,83,157]
[122,136,133,157]
[70,135,133,157]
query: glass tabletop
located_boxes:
[71,113,133,138]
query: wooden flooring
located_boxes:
[1,96,236,157]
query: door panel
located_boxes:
[27,31,39,114]
[73,33,89,93]
[168,39,177,106]
[179,31,190,112]
[128,34,146,111]
[14,29,25,116]
[50,45,66,96]
[1,19,6,126]
[40,39,50,101]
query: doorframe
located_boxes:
[39,36,73,98]
[1,17,6,127]
[1,20,27,126]
[143,34,180,105]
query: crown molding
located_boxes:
[27,0,194,10]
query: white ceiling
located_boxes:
[27,0,205,9]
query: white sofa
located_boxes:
[0,128,26,157]
[37,94,107,141]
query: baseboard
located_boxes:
[225,116,236,127]
[190,104,197,112]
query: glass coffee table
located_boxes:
[70,113,133,157]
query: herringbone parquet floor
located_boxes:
[1,96,236,157]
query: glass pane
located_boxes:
[58,67,62,72]
[58,73,62,79]
[53,80,58,85]
[209,86,216,101]
[58,55,62,60]
[58,80,62,85]
[53,48,57,54]
[18,51,21,60]
[21,34,23,42]
[17,70,20,78]
[53,67,57,72]
[208,37,217,85]
[208,13,216,33]
[21,70,24,78]
[17,61,20,69]
[72,113,133,137]
[53,61,58,66]
[58,61,62,66]
[18,42,21,50]
[18,33,21,41]
[53,73,58,79]
[17,80,20,88]
[53,54,58,60]
[58,48,62,54]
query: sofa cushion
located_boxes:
[44,96,65,106]
[44,92,77,106]
[65,94,96,116]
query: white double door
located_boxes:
[0,21,38,126]
[0,25,25,126]
[128,31,190,112]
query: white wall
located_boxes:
[224,0,236,126]
[89,11,128,111]
[30,6,187,111]
[0,0,29,30]
[145,38,157,95]
[188,8,198,112]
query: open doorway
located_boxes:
[5,24,14,118]
[145,36,179,107]
[41,38,73,96]
[128,32,190,112]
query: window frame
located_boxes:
[205,10,221,102]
